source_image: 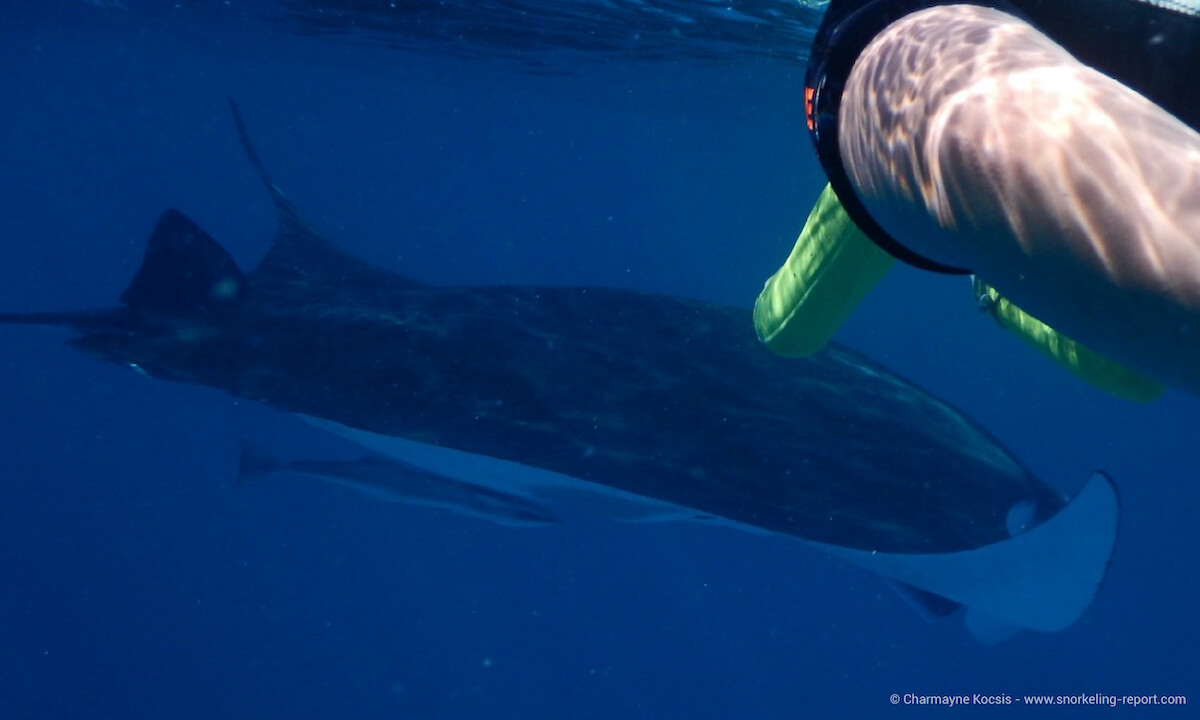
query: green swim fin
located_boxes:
[974,278,1164,402]
[755,184,894,357]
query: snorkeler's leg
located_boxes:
[839,4,1200,393]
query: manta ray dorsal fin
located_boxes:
[119,208,247,320]
[228,100,423,288]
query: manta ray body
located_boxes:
[0,104,1118,641]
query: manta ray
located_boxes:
[0,103,1118,642]
[235,440,561,527]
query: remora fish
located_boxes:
[235,440,560,527]
[0,103,1118,640]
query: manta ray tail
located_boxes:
[1,102,419,338]
[0,208,248,334]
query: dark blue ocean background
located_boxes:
[1,1,1197,717]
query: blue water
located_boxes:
[1,1,1197,718]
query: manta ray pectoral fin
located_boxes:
[890,582,963,621]
[228,101,426,289]
[297,415,727,526]
[228,99,328,263]
[819,471,1119,636]
[962,609,1021,645]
